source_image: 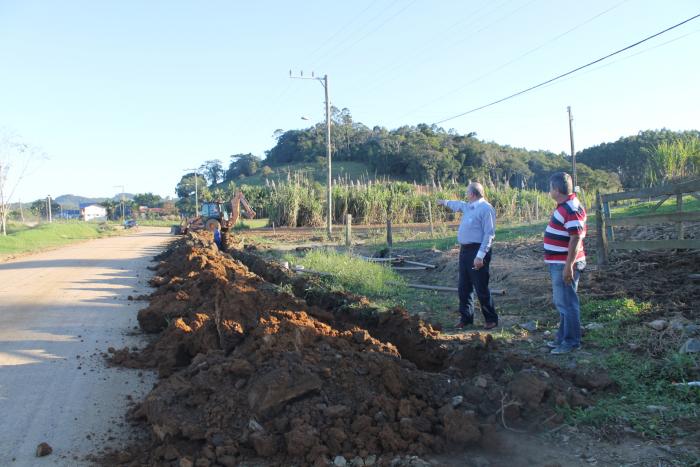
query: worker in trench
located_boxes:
[209,222,223,250]
[438,181,498,330]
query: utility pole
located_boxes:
[290,70,333,239]
[47,195,52,223]
[567,106,577,190]
[114,185,125,222]
[19,199,24,222]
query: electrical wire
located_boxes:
[349,0,520,94]
[317,0,419,68]
[309,0,405,68]
[303,0,379,66]
[536,27,700,93]
[434,12,700,125]
[400,0,630,119]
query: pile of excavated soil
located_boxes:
[105,232,609,466]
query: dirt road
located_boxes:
[0,228,172,465]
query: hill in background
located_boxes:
[54,193,135,209]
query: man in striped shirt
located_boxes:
[544,172,586,354]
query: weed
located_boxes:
[564,298,700,439]
[567,350,699,438]
[284,249,406,299]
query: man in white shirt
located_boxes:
[438,182,498,330]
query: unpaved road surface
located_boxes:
[0,228,172,465]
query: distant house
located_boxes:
[79,203,107,221]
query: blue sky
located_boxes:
[1,0,698,202]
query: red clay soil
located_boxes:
[105,232,610,466]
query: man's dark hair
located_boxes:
[549,172,573,195]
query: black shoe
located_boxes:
[483,322,498,330]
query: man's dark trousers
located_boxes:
[458,244,498,325]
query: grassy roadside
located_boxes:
[565,298,699,441]
[0,222,118,257]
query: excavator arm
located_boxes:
[229,191,256,226]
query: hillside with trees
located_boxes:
[173,111,698,223]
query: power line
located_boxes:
[309,0,405,68]
[350,0,521,94]
[401,0,630,119]
[537,27,700,93]
[319,0,418,67]
[435,12,700,125]
[303,0,379,65]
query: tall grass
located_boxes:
[283,249,405,298]
[644,136,700,186]
[257,172,599,227]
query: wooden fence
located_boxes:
[596,179,700,264]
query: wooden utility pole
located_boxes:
[324,74,332,240]
[567,106,577,189]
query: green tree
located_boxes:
[200,159,224,186]
[133,192,162,207]
[30,198,61,219]
[175,173,209,215]
[99,199,119,220]
[225,153,260,180]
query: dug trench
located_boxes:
[103,231,614,466]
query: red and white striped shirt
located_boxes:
[543,194,586,264]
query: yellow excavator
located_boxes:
[178,191,256,235]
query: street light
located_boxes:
[290,72,332,239]
[184,169,199,217]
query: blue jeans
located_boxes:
[549,262,582,348]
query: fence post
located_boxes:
[427,201,434,239]
[677,193,684,239]
[345,214,352,247]
[603,200,614,241]
[596,191,608,265]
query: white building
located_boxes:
[79,203,107,221]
